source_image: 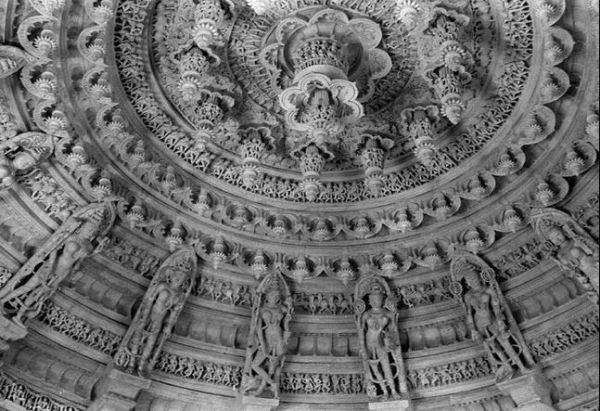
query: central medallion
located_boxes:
[263,8,392,156]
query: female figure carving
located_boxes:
[531,208,599,303]
[354,276,409,401]
[0,203,114,323]
[114,248,197,376]
[450,255,536,382]
[241,271,292,399]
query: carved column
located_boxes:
[238,270,293,410]
[0,202,116,351]
[449,253,556,411]
[530,207,599,304]
[354,276,412,411]
[90,248,198,411]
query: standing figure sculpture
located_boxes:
[355,276,409,401]
[530,207,599,303]
[114,248,197,376]
[0,202,115,324]
[241,271,292,399]
[450,254,536,382]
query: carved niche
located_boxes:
[0,202,115,350]
[530,207,599,304]
[0,202,115,323]
[114,247,197,376]
[450,254,537,382]
[240,270,293,399]
[354,275,410,402]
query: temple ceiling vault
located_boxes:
[0,0,598,410]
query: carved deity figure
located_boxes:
[450,255,536,382]
[531,208,599,303]
[354,276,409,401]
[241,271,292,399]
[114,248,197,376]
[0,203,114,324]
[0,132,54,189]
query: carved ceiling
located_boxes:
[0,0,598,409]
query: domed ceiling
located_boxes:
[0,0,598,409]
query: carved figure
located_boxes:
[241,271,292,399]
[114,248,197,376]
[530,207,599,302]
[450,254,536,382]
[0,203,115,324]
[0,132,54,189]
[354,276,409,401]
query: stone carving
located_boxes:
[0,45,29,79]
[406,357,493,389]
[528,310,599,361]
[114,248,196,375]
[105,0,535,207]
[355,276,409,401]
[0,202,115,324]
[530,207,599,303]
[490,238,552,281]
[101,235,163,279]
[241,271,292,399]
[573,192,599,241]
[0,372,80,411]
[450,254,536,382]
[0,132,54,190]
[292,290,353,315]
[155,352,242,388]
[280,372,364,395]
[17,168,77,220]
[0,97,18,141]
[192,275,253,307]
[394,277,453,309]
[36,300,122,356]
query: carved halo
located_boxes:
[353,275,396,316]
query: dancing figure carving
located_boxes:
[0,202,115,324]
[450,254,536,382]
[530,207,599,303]
[241,271,292,399]
[114,248,197,376]
[354,276,409,401]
